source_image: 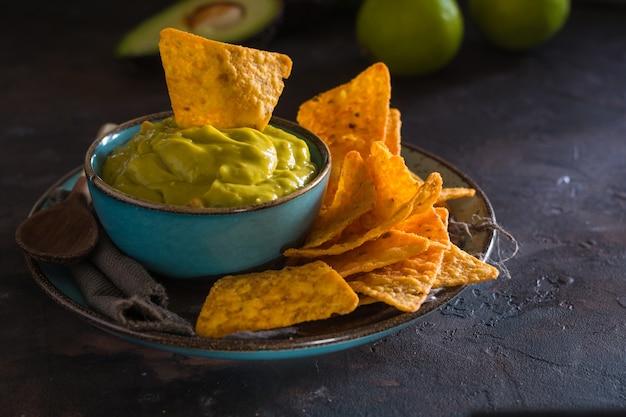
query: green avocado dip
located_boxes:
[101,117,318,208]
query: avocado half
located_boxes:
[116,0,284,58]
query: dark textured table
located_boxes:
[2,1,626,416]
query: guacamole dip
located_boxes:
[101,117,318,208]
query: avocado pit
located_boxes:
[187,2,245,31]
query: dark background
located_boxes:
[2,1,625,416]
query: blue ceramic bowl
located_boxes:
[84,111,330,279]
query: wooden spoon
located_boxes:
[15,173,98,264]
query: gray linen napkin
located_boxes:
[51,188,195,336]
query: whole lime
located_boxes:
[355,0,463,76]
[468,0,570,50]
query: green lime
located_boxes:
[355,0,463,76]
[468,0,570,50]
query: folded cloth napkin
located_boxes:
[51,188,195,336]
[69,232,195,336]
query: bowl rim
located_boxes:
[84,111,331,215]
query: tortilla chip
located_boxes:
[159,28,292,130]
[297,63,391,207]
[410,171,443,216]
[347,244,445,312]
[395,206,451,248]
[361,141,421,228]
[347,204,452,312]
[384,108,402,156]
[433,244,499,288]
[288,193,417,258]
[288,171,443,258]
[357,294,380,306]
[435,206,450,229]
[349,275,430,313]
[320,134,360,207]
[437,187,476,205]
[319,230,430,277]
[285,150,376,252]
[297,62,391,156]
[195,261,358,338]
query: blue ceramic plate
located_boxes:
[24,143,496,361]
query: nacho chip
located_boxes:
[297,63,391,207]
[319,230,430,277]
[360,141,421,228]
[348,245,444,313]
[357,294,380,306]
[288,171,443,258]
[320,134,360,207]
[347,203,451,312]
[395,206,451,248]
[437,187,476,205]
[297,62,391,156]
[435,206,450,229]
[159,28,292,130]
[384,108,402,156]
[433,244,499,288]
[410,171,443,217]
[348,244,445,312]
[288,193,416,258]
[284,151,376,253]
[195,261,358,338]
[349,275,431,312]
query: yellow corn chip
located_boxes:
[348,245,444,312]
[361,141,421,228]
[437,187,476,205]
[384,108,402,156]
[297,62,391,156]
[395,206,451,248]
[410,171,443,216]
[433,244,499,288]
[159,28,292,130]
[318,230,430,277]
[320,134,360,208]
[297,63,391,208]
[347,244,445,312]
[349,275,431,313]
[288,171,442,258]
[435,206,450,229]
[293,150,376,250]
[195,261,359,338]
[357,295,380,306]
[347,205,450,311]
[287,194,415,258]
